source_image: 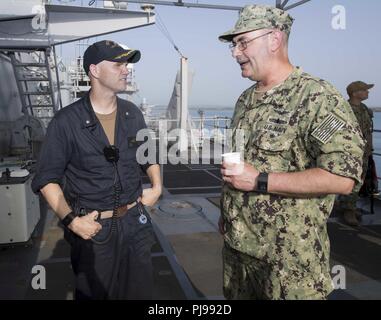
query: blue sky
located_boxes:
[60,0,381,108]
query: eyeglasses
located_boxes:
[229,31,273,52]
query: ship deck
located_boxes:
[0,162,381,300]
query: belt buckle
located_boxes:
[116,204,127,217]
[113,200,138,218]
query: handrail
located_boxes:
[373,129,381,180]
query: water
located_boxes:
[149,105,234,119]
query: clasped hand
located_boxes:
[69,211,102,240]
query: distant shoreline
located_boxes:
[157,105,381,112]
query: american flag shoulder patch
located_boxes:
[311,113,345,144]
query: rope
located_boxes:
[155,9,185,58]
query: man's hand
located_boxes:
[218,215,227,235]
[68,211,102,240]
[141,186,162,207]
[221,161,259,192]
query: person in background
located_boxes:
[337,81,375,226]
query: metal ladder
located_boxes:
[9,48,61,128]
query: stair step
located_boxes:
[14,63,47,67]
[33,109,54,113]
[22,91,52,95]
[28,104,54,109]
[18,78,49,82]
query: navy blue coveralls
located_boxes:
[32,92,156,299]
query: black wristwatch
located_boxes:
[256,172,269,193]
[61,211,76,228]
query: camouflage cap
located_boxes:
[346,81,374,96]
[218,4,294,42]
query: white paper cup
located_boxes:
[222,152,243,175]
[221,152,241,164]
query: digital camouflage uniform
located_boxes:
[338,102,373,211]
[221,67,365,300]
[219,4,365,300]
[351,103,373,159]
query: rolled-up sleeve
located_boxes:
[307,94,365,190]
[31,117,72,193]
[136,111,157,173]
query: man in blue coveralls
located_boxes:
[32,40,161,300]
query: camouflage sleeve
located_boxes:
[306,93,365,189]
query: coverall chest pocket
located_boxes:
[122,135,141,161]
[251,130,297,172]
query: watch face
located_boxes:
[258,173,268,192]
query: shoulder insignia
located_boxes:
[311,113,345,144]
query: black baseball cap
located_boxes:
[83,40,141,74]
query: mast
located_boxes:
[179,57,188,153]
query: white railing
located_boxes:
[146,116,231,144]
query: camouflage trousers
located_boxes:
[336,192,359,212]
[222,243,328,300]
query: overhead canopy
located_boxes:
[0,4,155,50]
[108,0,311,11]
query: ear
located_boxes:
[352,91,360,98]
[89,64,99,79]
[269,30,283,52]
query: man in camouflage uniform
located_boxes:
[218,5,365,300]
[337,81,375,226]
